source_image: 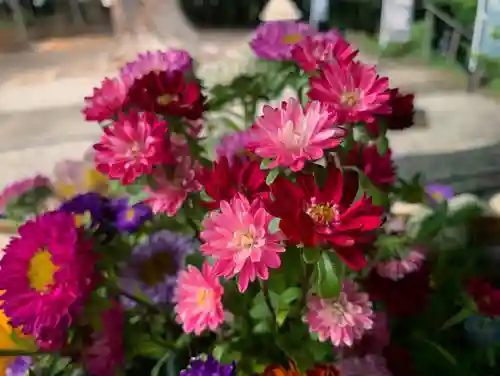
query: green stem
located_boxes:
[261,280,277,327]
[117,287,161,313]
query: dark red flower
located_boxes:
[383,345,416,376]
[266,166,384,270]
[127,70,205,120]
[199,157,269,210]
[381,88,415,131]
[467,278,500,316]
[364,262,431,317]
[346,143,396,190]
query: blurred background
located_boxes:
[0,0,500,199]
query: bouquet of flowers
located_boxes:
[0,20,498,376]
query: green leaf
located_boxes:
[276,309,289,326]
[260,158,272,170]
[200,190,215,203]
[266,168,279,185]
[213,343,230,362]
[441,306,474,331]
[134,340,169,359]
[376,135,389,156]
[315,252,340,298]
[268,217,280,233]
[421,338,457,366]
[253,321,272,334]
[302,247,321,264]
[151,352,171,376]
[250,300,272,320]
[128,190,150,205]
[279,287,302,305]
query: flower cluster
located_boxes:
[0,19,492,376]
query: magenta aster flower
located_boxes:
[82,301,125,376]
[83,76,131,122]
[248,98,346,172]
[200,193,285,292]
[376,246,426,281]
[305,280,374,347]
[336,355,392,376]
[0,211,95,347]
[250,21,315,61]
[174,262,225,335]
[93,110,171,185]
[308,61,391,124]
[292,30,358,72]
[120,49,193,80]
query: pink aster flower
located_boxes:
[248,98,346,172]
[216,129,257,163]
[305,280,374,347]
[250,21,315,61]
[82,301,125,376]
[0,175,50,212]
[93,110,171,185]
[200,194,285,292]
[174,262,225,335]
[308,61,391,124]
[292,30,358,72]
[0,211,95,347]
[144,154,202,216]
[376,247,426,281]
[83,76,131,123]
[336,355,392,376]
[120,49,193,80]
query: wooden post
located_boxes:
[447,28,462,62]
[422,6,435,61]
[7,0,29,49]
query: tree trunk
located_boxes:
[7,0,29,49]
[110,0,198,68]
[69,0,86,30]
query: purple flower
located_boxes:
[119,230,194,306]
[113,198,152,233]
[215,130,257,163]
[425,184,454,205]
[250,21,315,60]
[59,192,114,227]
[6,356,31,376]
[180,355,236,376]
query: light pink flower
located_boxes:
[292,30,358,72]
[174,262,225,335]
[0,175,50,211]
[144,154,202,216]
[336,355,392,376]
[216,130,257,163]
[82,76,131,122]
[120,49,193,80]
[376,247,426,281]
[305,280,374,347]
[200,193,285,292]
[93,110,171,185]
[308,61,391,124]
[248,98,346,172]
[82,301,125,376]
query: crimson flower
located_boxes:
[467,278,500,316]
[199,157,269,210]
[266,166,383,270]
[364,263,431,317]
[381,88,415,131]
[127,70,205,120]
[346,143,396,190]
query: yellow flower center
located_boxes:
[126,208,135,221]
[157,93,177,106]
[138,252,177,287]
[197,289,214,307]
[431,192,444,202]
[341,91,359,107]
[84,168,109,194]
[28,249,59,293]
[281,33,302,45]
[307,203,338,225]
[235,231,256,250]
[74,211,92,227]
